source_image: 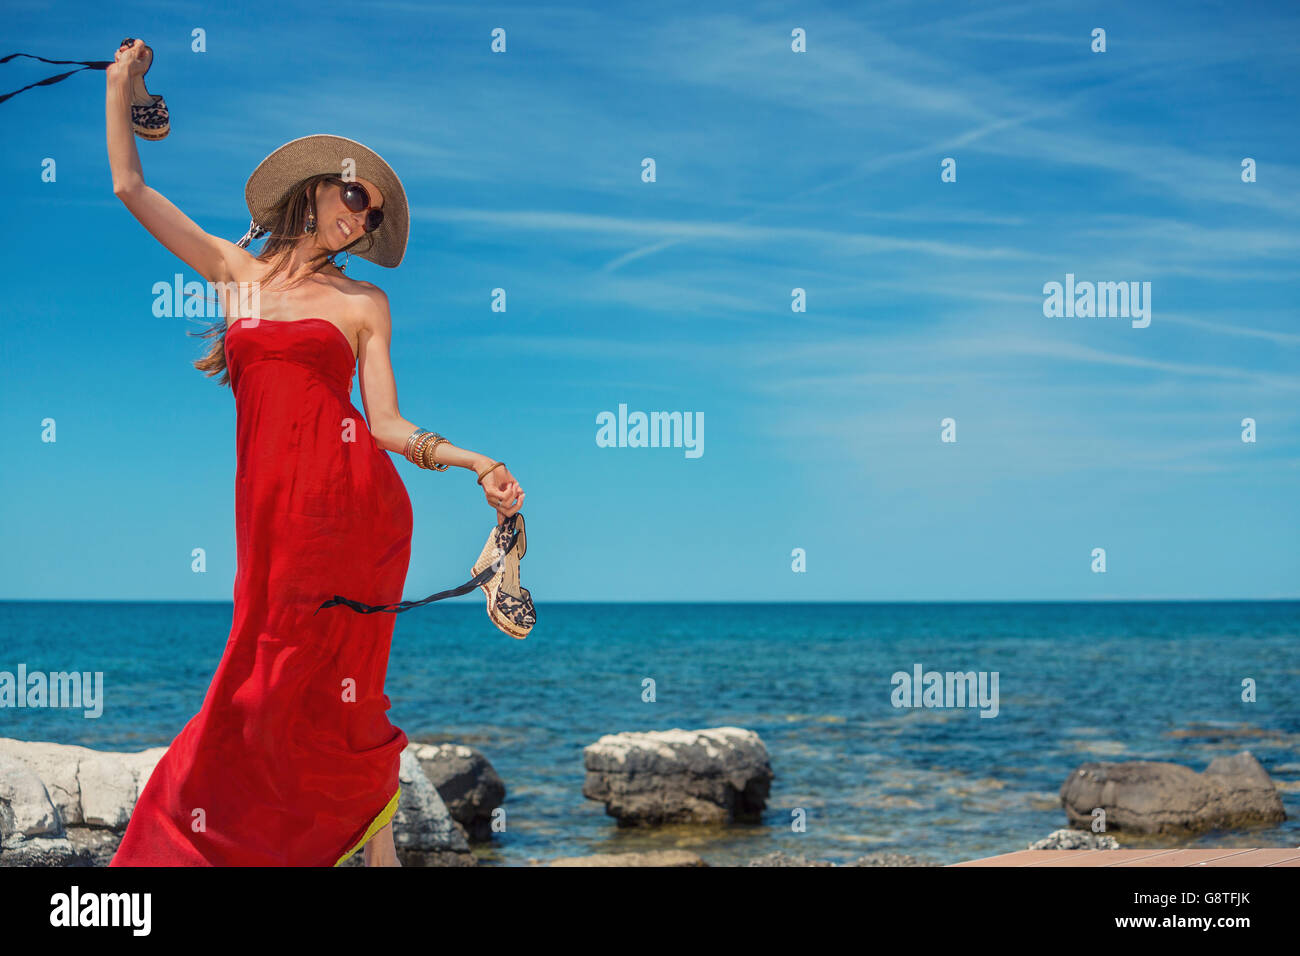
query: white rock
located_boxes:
[0,753,61,841]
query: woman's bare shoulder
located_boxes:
[343,277,390,337]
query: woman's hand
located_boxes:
[106,38,150,88]
[478,463,524,520]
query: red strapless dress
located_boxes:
[110,317,412,866]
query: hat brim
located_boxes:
[244,134,409,268]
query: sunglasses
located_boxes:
[324,177,384,234]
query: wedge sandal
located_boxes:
[471,513,534,639]
[126,41,169,140]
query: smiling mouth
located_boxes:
[337,218,352,239]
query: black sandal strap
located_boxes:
[0,52,114,105]
[314,520,520,616]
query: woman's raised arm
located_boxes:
[106,40,248,285]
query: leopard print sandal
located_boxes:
[471,512,535,639]
[126,42,169,140]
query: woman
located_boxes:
[104,39,524,866]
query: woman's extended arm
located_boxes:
[355,287,525,517]
[106,40,248,284]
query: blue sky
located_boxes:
[1,0,1297,601]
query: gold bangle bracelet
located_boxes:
[404,428,452,472]
[422,436,449,471]
[410,433,433,467]
[431,438,450,471]
[476,461,505,485]
[418,434,439,468]
[404,427,429,463]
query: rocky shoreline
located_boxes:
[0,728,1289,866]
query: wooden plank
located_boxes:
[951,847,1300,867]
[1101,849,1183,866]
[1029,849,1177,867]
[948,849,1076,866]
[1197,849,1300,866]
[1108,849,1258,867]
[1025,849,1108,867]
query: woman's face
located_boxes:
[312,176,385,250]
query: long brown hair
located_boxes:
[191,174,371,387]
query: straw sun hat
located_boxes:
[237,134,409,268]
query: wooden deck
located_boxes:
[950,848,1300,867]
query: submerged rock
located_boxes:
[848,852,941,867]
[583,727,773,826]
[1028,829,1120,850]
[547,850,706,866]
[746,851,834,867]
[1060,750,1285,835]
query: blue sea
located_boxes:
[1,600,1297,865]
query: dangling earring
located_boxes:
[304,199,316,235]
